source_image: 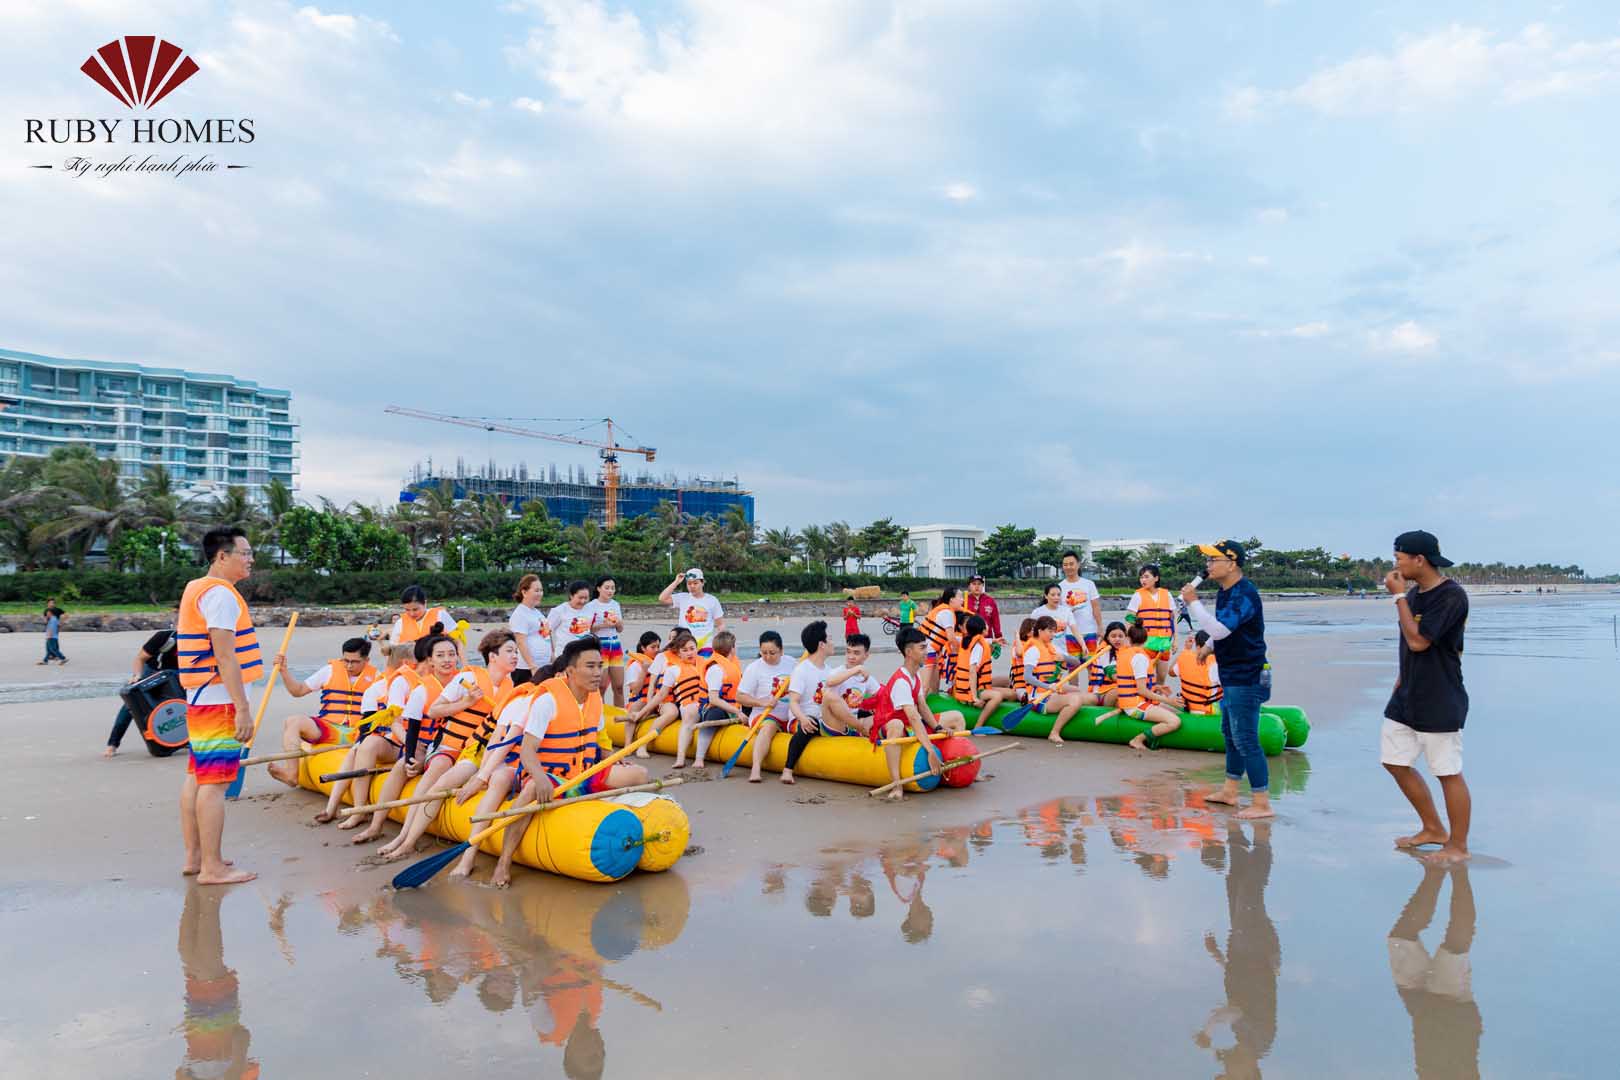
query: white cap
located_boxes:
[685,567,704,580]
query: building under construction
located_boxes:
[403,459,754,527]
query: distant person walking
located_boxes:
[1382,530,1471,865]
[897,592,916,626]
[39,603,67,665]
[1183,540,1273,819]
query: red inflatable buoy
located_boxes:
[937,735,980,787]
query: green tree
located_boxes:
[1032,537,1067,576]
[825,520,855,572]
[858,517,910,574]
[33,447,144,566]
[1091,546,1137,582]
[107,524,186,572]
[209,484,261,531]
[567,520,610,567]
[486,509,570,571]
[605,513,663,573]
[690,515,751,572]
[975,524,1038,579]
[263,477,296,563]
[0,456,56,569]
[758,527,802,568]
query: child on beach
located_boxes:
[1126,564,1177,689]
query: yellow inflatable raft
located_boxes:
[605,717,952,793]
[295,745,690,883]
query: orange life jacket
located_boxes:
[918,604,954,652]
[436,667,516,757]
[396,606,446,644]
[315,661,379,722]
[627,649,658,707]
[1131,587,1175,638]
[700,651,741,706]
[1009,639,1027,689]
[951,637,995,702]
[535,676,603,779]
[1176,649,1222,713]
[1114,645,1153,712]
[176,576,263,690]
[668,660,704,707]
[1021,637,1059,693]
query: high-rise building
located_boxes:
[404,459,752,527]
[0,346,299,502]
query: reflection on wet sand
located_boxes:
[319,874,689,1078]
[1388,864,1481,1080]
[177,885,259,1080]
[1194,821,1279,1080]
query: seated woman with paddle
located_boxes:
[375,630,523,862]
[350,633,463,845]
[950,614,1016,721]
[1114,622,1185,752]
[483,636,650,887]
[319,640,424,826]
[1021,615,1090,746]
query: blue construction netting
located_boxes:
[403,476,753,527]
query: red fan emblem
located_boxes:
[81,36,199,110]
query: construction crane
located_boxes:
[384,405,657,527]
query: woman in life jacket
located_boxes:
[950,614,1016,719]
[917,586,964,696]
[1114,622,1186,751]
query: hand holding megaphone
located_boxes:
[1179,575,1203,605]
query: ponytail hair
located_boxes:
[1017,617,1037,642]
[513,574,540,602]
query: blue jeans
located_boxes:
[44,637,66,662]
[1221,683,1269,792]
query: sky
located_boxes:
[3,1,1619,571]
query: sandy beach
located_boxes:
[4,591,1616,1077]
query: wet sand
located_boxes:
[4,593,1617,1077]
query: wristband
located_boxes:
[1393,592,1408,604]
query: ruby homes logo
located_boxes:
[25,35,256,179]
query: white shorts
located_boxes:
[1380,719,1463,776]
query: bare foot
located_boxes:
[103,746,116,758]
[267,765,299,787]
[448,866,472,880]
[884,789,903,803]
[313,811,337,824]
[350,829,381,845]
[491,867,512,888]
[635,748,650,759]
[1395,829,1448,849]
[378,847,410,864]
[1237,804,1276,820]
[671,760,688,769]
[196,867,258,886]
[748,774,763,784]
[1047,733,1064,746]
[336,815,365,831]
[181,857,234,876]
[781,773,796,785]
[1128,735,1148,751]
[1422,845,1470,865]
[1204,789,1240,807]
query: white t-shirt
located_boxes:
[1058,578,1101,638]
[192,585,244,706]
[299,664,335,695]
[1023,645,1044,684]
[508,603,552,668]
[670,592,724,645]
[523,692,558,741]
[585,599,624,647]
[386,673,415,709]
[739,657,794,722]
[548,603,596,653]
[1030,603,1068,629]
[886,669,923,712]
[437,670,478,707]
[828,664,879,706]
[647,652,670,693]
[1130,652,1153,698]
[789,657,829,720]
[360,678,389,715]
[704,663,728,701]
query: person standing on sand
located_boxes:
[659,567,725,656]
[1382,530,1471,865]
[842,597,862,639]
[40,604,67,665]
[175,526,262,885]
[964,575,1003,640]
[896,591,916,626]
[1182,540,1274,820]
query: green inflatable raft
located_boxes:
[925,694,1309,756]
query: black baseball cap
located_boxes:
[1393,530,1453,568]
[1197,539,1246,566]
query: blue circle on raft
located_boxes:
[908,744,941,792]
[589,807,645,880]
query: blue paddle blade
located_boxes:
[720,733,753,777]
[391,841,471,890]
[224,750,249,799]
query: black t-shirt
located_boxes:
[1384,580,1468,733]
[143,629,180,672]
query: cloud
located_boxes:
[1256,207,1288,225]
[942,182,978,202]
[1232,23,1620,117]
[1247,321,1330,340]
[1369,320,1438,352]
[511,95,546,114]
[295,5,397,44]
[451,91,492,108]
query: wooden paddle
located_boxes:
[868,742,1020,797]
[341,784,471,818]
[226,614,298,799]
[880,729,974,747]
[391,723,665,889]
[470,776,684,821]
[719,655,802,778]
[993,649,1097,733]
[1091,708,1122,727]
[240,742,350,767]
[320,765,390,783]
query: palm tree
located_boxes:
[32,447,144,566]
[0,456,54,569]
[801,524,830,578]
[826,520,855,573]
[723,504,755,546]
[414,479,465,555]
[567,520,609,566]
[759,526,802,567]
[467,493,511,537]
[385,501,425,564]
[210,485,262,531]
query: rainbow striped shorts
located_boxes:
[186,704,242,786]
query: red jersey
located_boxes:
[842,602,861,638]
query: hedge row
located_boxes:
[1,568,1002,606]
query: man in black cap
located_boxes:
[1382,531,1470,864]
[1181,539,1273,819]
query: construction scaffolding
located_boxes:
[402,458,753,527]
